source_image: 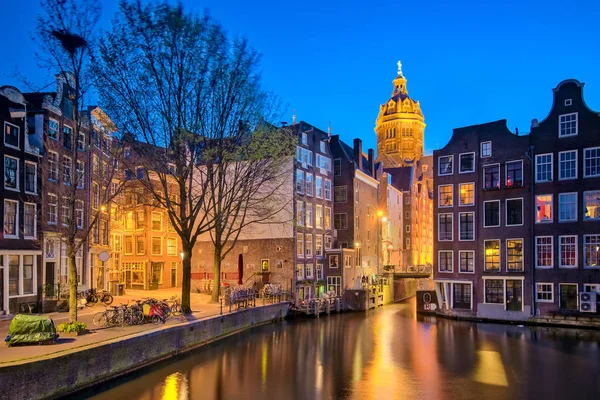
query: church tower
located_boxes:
[375,61,425,167]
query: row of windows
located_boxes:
[296,202,331,229]
[4,156,38,193]
[296,170,331,199]
[438,143,492,176]
[535,235,600,268]
[2,254,36,297]
[438,239,524,273]
[47,151,86,188]
[535,147,600,181]
[121,236,179,256]
[296,233,333,258]
[438,277,522,311]
[5,120,81,152]
[296,263,324,281]
[534,191,600,223]
[535,282,599,309]
[3,200,36,239]
[296,145,332,170]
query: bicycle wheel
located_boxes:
[171,304,183,316]
[93,312,107,327]
[151,315,161,325]
[102,294,114,306]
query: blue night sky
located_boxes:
[2,0,600,154]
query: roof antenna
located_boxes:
[292,109,297,125]
[328,121,332,137]
[515,127,519,136]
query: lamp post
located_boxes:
[376,211,387,279]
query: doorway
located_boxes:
[171,267,177,287]
[45,262,55,287]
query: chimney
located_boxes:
[368,148,375,177]
[353,138,363,171]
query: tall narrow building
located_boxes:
[375,61,425,168]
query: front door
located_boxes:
[171,268,176,287]
[45,262,55,287]
[452,283,472,309]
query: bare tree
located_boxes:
[35,0,125,322]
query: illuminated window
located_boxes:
[438,185,453,207]
[507,239,523,271]
[506,160,523,187]
[584,190,600,220]
[459,183,474,206]
[584,235,600,268]
[483,164,500,189]
[535,236,553,268]
[535,194,553,223]
[484,240,500,271]
[559,236,577,268]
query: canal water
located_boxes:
[82,299,600,400]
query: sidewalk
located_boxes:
[0,289,222,365]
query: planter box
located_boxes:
[58,329,90,337]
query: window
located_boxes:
[405,225,410,233]
[536,283,554,302]
[93,223,99,244]
[305,263,314,279]
[296,170,304,194]
[483,164,500,189]
[438,251,453,272]
[125,212,133,231]
[315,205,323,229]
[559,236,577,268]
[506,160,523,187]
[535,236,553,268]
[481,141,491,158]
[48,194,58,224]
[459,183,474,206]
[325,179,332,201]
[453,283,472,309]
[301,132,307,145]
[584,235,600,268]
[327,276,342,296]
[92,182,100,210]
[303,149,313,166]
[507,239,523,271]
[296,201,304,227]
[535,194,553,223]
[559,113,577,137]
[483,200,500,227]
[297,233,304,258]
[61,196,70,225]
[305,234,313,257]
[136,210,145,229]
[459,250,474,273]
[4,122,19,148]
[506,280,523,311]
[324,207,331,229]
[320,140,326,153]
[136,167,144,179]
[4,200,18,238]
[334,213,347,230]
[93,155,100,175]
[334,159,341,176]
[152,237,162,255]
[62,156,72,185]
[325,235,332,250]
[558,150,577,180]
[167,238,177,256]
[315,235,323,257]
[584,147,600,178]
[63,126,72,149]
[484,240,500,271]
[438,155,453,175]
[584,190,600,220]
[506,198,523,226]
[535,154,553,182]
[76,160,85,189]
[124,236,133,255]
[48,119,58,140]
[305,203,313,227]
[459,212,474,241]
[559,193,577,222]
[152,212,162,231]
[296,263,305,280]
[315,176,323,198]
[48,151,58,181]
[8,255,19,295]
[25,162,37,194]
[4,156,18,190]
[438,185,453,207]
[485,279,503,303]
[559,284,578,310]
[459,153,475,173]
[334,186,347,202]
[75,200,84,228]
[305,173,313,196]
[438,214,453,241]
[77,131,85,150]
[136,236,145,255]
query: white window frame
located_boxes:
[558,112,578,138]
[305,203,313,228]
[559,235,578,269]
[315,205,323,229]
[484,239,501,272]
[301,132,307,146]
[558,150,578,180]
[438,250,453,273]
[3,121,20,150]
[75,200,84,229]
[535,153,553,183]
[324,206,332,229]
[506,238,524,272]
[458,250,475,274]
[459,152,475,174]
[48,151,59,181]
[505,197,524,227]
[558,192,578,222]
[315,176,323,199]
[324,179,332,201]
[536,282,554,303]
[296,170,304,194]
[438,155,453,176]
[584,190,600,221]
[535,194,553,224]
[450,281,474,310]
[458,182,475,206]
[166,237,177,256]
[48,119,59,140]
[584,234,600,269]
[305,173,313,197]
[4,199,19,239]
[24,161,37,195]
[76,160,85,189]
[151,211,163,231]
[438,184,453,208]
[438,213,453,241]
[505,160,523,188]
[6,254,38,297]
[151,237,163,256]
[4,155,19,192]
[483,200,501,228]
[47,193,58,225]
[482,276,525,311]
[482,163,501,190]
[458,212,475,241]
[297,233,304,258]
[535,236,553,269]
[481,141,492,158]
[305,234,313,258]
[584,146,600,178]
[62,155,72,186]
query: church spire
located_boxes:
[392,60,408,96]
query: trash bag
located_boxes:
[5,314,58,347]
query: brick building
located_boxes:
[433,119,532,320]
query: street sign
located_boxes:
[99,251,110,262]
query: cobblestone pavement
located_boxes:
[0,288,223,365]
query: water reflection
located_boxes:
[87,299,600,400]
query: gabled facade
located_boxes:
[1,86,43,314]
[530,79,600,316]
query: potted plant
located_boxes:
[56,321,88,336]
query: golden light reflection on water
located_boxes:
[473,350,508,387]
[161,372,188,400]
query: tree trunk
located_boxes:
[181,248,192,314]
[68,253,78,323]
[211,246,222,303]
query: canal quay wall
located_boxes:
[0,302,291,400]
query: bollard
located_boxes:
[220,297,223,315]
[335,298,341,313]
[326,300,331,315]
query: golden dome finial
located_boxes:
[397,60,403,76]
